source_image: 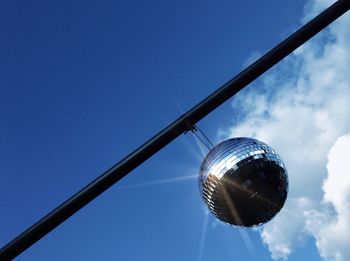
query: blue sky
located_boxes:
[1,0,350,260]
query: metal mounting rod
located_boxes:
[1,1,349,260]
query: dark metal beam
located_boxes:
[1,1,349,260]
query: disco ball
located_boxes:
[199,137,288,227]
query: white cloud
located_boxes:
[242,50,263,69]
[260,197,315,260]
[220,0,350,259]
[305,135,350,261]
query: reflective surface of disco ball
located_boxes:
[199,137,288,227]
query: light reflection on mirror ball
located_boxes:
[199,138,288,227]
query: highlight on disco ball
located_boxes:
[198,137,288,227]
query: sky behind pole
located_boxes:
[1,0,350,260]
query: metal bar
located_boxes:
[1,1,349,260]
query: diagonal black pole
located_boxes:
[1,1,350,260]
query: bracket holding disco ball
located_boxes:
[199,137,288,227]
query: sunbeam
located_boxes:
[198,210,209,261]
[121,174,198,189]
[221,186,255,255]
[191,133,210,158]
[223,176,278,208]
[238,229,255,255]
[168,86,185,114]
[168,85,209,161]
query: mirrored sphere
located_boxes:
[199,137,288,227]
